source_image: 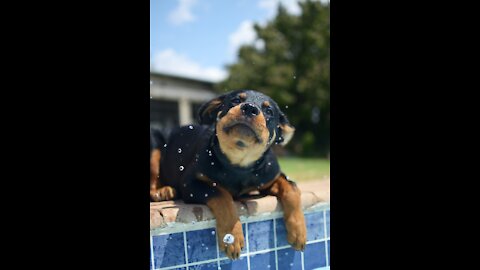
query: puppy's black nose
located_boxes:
[241,103,259,117]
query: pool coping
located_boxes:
[150,179,330,234]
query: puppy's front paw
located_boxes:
[218,223,245,260]
[285,212,307,251]
[150,186,176,202]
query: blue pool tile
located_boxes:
[326,210,330,238]
[219,224,247,259]
[305,212,325,241]
[152,233,185,268]
[250,251,276,270]
[189,262,217,270]
[304,241,327,270]
[277,248,302,270]
[248,220,275,252]
[187,228,218,263]
[275,218,289,247]
[327,240,330,266]
[219,256,247,270]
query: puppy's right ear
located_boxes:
[197,94,228,125]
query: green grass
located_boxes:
[278,157,330,182]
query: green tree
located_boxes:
[217,0,330,157]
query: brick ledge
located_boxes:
[150,179,329,230]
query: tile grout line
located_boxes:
[273,218,279,270]
[150,235,155,270]
[324,210,329,267]
[216,227,221,270]
[183,231,189,269]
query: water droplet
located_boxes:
[150,96,153,99]
[201,243,205,247]
[267,162,271,166]
[190,193,193,197]
[183,183,187,187]
[285,105,289,109]
[208,151,212,156]
[218,267,222,270]
[290,263,294,266]
[189,125,194,129]
[211,230,216,235]
[205,193,208,197]
[212,182,217,187]
[206,247,209,250]
[223,234,234,244]
[163,144,167,148]
[211,162,215,165]
[293,75,296,79]
[179,166,184,171]
[177,148,182,154]
[267,265,271,268]
[188,245,191,249]
[255,174,258,177]
[285,252,288,255]
[150,81,153,85]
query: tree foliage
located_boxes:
[217,0,330,156]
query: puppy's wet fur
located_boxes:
[151,90,306,259]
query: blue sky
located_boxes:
[150,0,328,82]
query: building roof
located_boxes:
[150,71,216,88]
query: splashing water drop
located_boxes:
[178,148,182,153]
[208,150,212,156]
[223,234,234,244]
[163,144,167,148]
[179,166,184,171]
[188,125,194,130]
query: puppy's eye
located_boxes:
[231,97,241,104]
[265,108,274,116]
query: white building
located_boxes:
[150,72,217,136]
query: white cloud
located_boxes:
[258,0,329,18]
[168,0,198,25]
[151,49,227,82]
[228,21,257,55]
[227,20,267,62]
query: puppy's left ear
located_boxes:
[197,94,227,125]
[275,110,295,146]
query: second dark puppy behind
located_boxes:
[153,90,306,260]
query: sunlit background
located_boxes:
[150,0,330,180]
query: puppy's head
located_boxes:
[198,90,294,167]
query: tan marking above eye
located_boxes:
[239,93,247,100]
[262,101,270,107]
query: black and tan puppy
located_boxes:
[152,90,306,259]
